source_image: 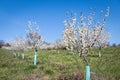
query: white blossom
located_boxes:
[63,9,110,65]
[26,21,43,50]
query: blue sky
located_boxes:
[0,0,120,44]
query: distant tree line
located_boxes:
[0,40,10,48]
[111,43,120,47]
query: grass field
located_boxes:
[0,47,120,80]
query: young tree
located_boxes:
[26,21,43,65]
[9,39,18,57]
[26,21,43,50]
[63,7,110,80]
[53,40,65,53]
[63,7,110,65]
[10,37,27,59]
[54,40,65,49]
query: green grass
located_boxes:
[0,47,120,80]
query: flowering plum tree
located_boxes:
[10,37,27,59]
[63,13,77,53]
[63,7,110,80]
[63,7,110,65]
[26,21,43,65]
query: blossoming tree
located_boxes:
[63,7,110,80]
[26,21,43,65]
[10,37,27,59]
[63,13,77,54]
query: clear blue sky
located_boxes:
[0,0,120,44]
